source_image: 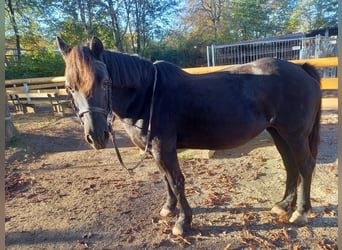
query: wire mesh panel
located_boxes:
[210,35,338,66]
[209,35,338,77]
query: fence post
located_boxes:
[300,39,304,59]
[24,83,31,102]
[315,35,320,58]
[206,46,210,67]
[211,45,215,66]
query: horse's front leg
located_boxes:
[159,176,178,217]
[152,147,192,235]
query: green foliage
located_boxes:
[143,30,207,67]
[287,0,338,32]
[183,0,338,45]
[55,19,89,46]
[145,43,205,67]
[228,0,270,40]
[5,50,65,80]
[4,0,339,78]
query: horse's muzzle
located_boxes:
[85,130,110,149]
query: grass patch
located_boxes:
[36,117,58,129]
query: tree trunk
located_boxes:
[108,0,124,51]
[77,0,88,33]
[5,96,18,143]
[6,0,21,60]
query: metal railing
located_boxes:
[207,35,338,78]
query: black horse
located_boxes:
[57,36,321,236]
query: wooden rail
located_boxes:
[5,57,338,92]
[183,57,338,90]
[5,76,65,86]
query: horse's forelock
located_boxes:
[65,46,96,95]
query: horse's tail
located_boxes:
[302,63,321,159]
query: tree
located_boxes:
[77,0,94,34]
[5,0,54,65]
[182,0,277,45]
[182,0,228,45]
[226,0,271,41]
[105,0,127,51]
[4,0,339,70]
[126,0,181,54]
[287,0,338,32]
[260,0,297,36]
[50,0,180,54]
[52,0,96,41]
[5,0,22,59]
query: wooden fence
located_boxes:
[183,57,338,90]
[5,77,68,114]
[5,76,66,93]
[5,57,338,113]
[5,57,338,91]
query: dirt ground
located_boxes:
[5,105,338,249]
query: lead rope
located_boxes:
[109,64,158,175]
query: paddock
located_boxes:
[5,58,338,249]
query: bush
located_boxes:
[5,50,65,80]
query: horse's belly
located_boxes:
[176,121,267,150]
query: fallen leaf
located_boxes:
[319,239,337,250]
[121,210,132,215]
[303,226,314,237]
[126,235,133,243]
[77,240,89,247]
[293,245,303,250]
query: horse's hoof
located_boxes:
[289,211,308,225]
[172,225,184,236]
[271,205,288,215]
[160,207,173,217]
[172,222,191,236]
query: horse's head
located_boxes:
[57,36,111,149]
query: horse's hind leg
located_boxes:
[152,147,192,235]
[286,135,316,225]
[159,176,177,217]
[267,128,299,215]
[268,128,315,225]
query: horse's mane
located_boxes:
[65,45,97,95]
[154,60,189,79]
[103,51,155,89]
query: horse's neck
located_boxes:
[104,51,154,124]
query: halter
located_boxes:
[68,63,158,174]
[68,78,113,125]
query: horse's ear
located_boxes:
[56,36,71,58]
[89,37,104,59]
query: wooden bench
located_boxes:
[8,91,70,115]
